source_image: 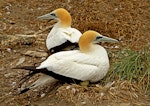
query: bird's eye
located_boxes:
[50,13,56,17]
[96,36,103,40]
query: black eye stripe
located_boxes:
[50,13,56,17]
[96,36,103,40]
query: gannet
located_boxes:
[17,8,82,90]
[14,30,118,93]
[37,8,82,53]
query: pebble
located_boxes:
[100,92,105,96]
[6,12,11,15]
[72,88,76,94]
[4,73,11,78]
[41,93,46,98]
[41,57,46,60]
[11,82,16,87]
[114,7,118,11]
[81,101,86,105]
[16,57,25,66]
[66,85,71,89]
[7,48,11,53]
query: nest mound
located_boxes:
[55,81,149,105]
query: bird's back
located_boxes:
[46,25,82,53]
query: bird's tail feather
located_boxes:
[13,65,82,94]
[13,66,42,86]
[13,66,58,94]
[14,65,82,84]
[13,66,39,71]
[19,87,30,94]
[13,66,46,93]
[19,75,58,94]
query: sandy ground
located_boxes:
[0,0,150,105]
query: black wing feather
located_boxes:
[13,66,81,84]
[50,40,79,53]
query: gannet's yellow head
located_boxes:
[37,8,71,27]
[79,30,118,52]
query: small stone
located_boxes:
[100,92,105,96]
[7,48,11,52]
[66,85,71,89]
[114,45,119,48]
[41,93,45,98]
[11,82,16,86]
[9,92,12,94]
[81,101,86,105]
[114,7,118,11]
[41,57,46,60]
[4,73,11,78]
[13,50,17,53]
[96,84,101,87]
[72,88,76,94]
[6,12,11,15]
[37,7,41,10]
[16,57,25,66]
[5,6,10,10]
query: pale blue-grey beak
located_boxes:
[95,35,118,43]
[37,13,56,20]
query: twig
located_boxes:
[34,25,53,36]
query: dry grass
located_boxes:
[0,0,150,105]
[55,80,149,105]
[1,0,150,50]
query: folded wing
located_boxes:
[37,51,100,81]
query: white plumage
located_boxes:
[37,46,109,82]
[46,26,81,51]
[15,30,118,94]
[36,30,118,82]
[38,8,82,53]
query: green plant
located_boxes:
[105,48,150,93]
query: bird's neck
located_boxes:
[54,22,70,28]
[80,43,94,53]
[62,21,71,27]
[57,17,72,28]
[81,45,108,59]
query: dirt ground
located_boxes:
[0,0,150,106]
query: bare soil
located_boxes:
[0,0,150,106]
